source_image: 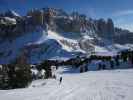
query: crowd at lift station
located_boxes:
[60,49,132,71]
[78,49,133,72]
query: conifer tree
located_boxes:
[0,50,32,89]
[13,50,32,88]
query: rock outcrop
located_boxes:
[0,8,132,46]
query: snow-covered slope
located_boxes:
[4,10,21,18]
[0,25,133,64]
[0,67,133,100]
[0,27,87,64]
[1,9,133,64]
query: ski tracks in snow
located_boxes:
[0,69,133,100]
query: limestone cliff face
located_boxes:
[0,8,132,43]
[0,8,133,64]
[95,18,115,38]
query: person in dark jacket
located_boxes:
[114,55,120,66]
[59,77,62,84]
[98,62,102,70]
[110,59,114,69]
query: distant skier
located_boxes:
[114,55,120,66]
[98,61,102,70]
[110,59,114,69]
[59,77,62,84]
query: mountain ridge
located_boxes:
[0,8,133,64]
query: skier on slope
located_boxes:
[59,76,62,85]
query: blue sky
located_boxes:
[0,0,133,31]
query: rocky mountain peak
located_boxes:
[4,10,21,18]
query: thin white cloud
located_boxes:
[115,23,133,32]
[113,10,133,32]
[113,10,133,17]
[120,24,133,32]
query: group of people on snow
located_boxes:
[72,49,133,73]
[30,64,63,84]
[88,49,133,71]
